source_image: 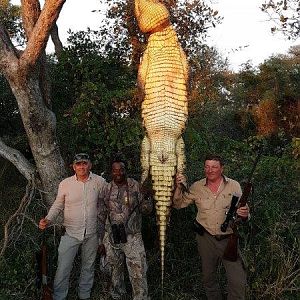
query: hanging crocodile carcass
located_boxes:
[134,0,189,284]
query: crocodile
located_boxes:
[134,0,189,283]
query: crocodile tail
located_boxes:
[151,162,176,285]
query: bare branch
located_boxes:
[51,23,64,58]
[20,0,66,71]
[0,24,19,74]
[20,0,41,38]
[0,137,36,180]
[0,179,36,257]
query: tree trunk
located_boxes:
[8,74,66,203]
[0,0,67,205]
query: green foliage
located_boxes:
[229,63,262,106]
[261,0,300,40]
[0,240,38,299]
[0,21,299,300]
[0,74,23,136]
[244,152,299,299]
[50,31,143,175]
[97,0,221,66]
[181,89,299,298]
[0,1,25,46]
[1,134,298,299]
[167,0,222,57]
[229,52,300,137]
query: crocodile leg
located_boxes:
[141,135,150,185]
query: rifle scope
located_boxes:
[220,194,240,232]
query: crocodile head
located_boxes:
[135,0,170,33]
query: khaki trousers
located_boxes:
[53,233,98,300]
[196,232,247,300]
[103,233,149,300]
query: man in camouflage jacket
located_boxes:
[99,160,152,300]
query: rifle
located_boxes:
[222,149,262,262]
[36,233,53,300]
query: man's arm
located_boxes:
[45,182,65,222]
[173,173,195,209]
[98,181,108,244]
[38,181,65,229]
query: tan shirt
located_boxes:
[46,172,107,241]
[173,176,242,235]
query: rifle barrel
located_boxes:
[239,182,252,207]
[247,148,263,182]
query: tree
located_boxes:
[0,73,23,136]
[96,0,221,67]
[261,0,300,39]
[257,53,300,136]
[227,50,300,139]
[0,0,66,205]
[95,0,226,149]
[0,0,24,45]
[50,29,143,175]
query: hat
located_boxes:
[73,153,90,163]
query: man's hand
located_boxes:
[237,204,250,219]
[39,218,49,230]
[112,213,125,224]
[175,173,187,189]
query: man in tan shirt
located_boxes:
[39,153,106,300]
[173,154,249,300]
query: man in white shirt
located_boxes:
[39,153,106,300]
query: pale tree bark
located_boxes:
[0,0,67,205]
[0,137,36,181]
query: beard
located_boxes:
[113,175,126,184]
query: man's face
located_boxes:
[112,162,126,184]
[73,161,91,178]
[204,159,223,182]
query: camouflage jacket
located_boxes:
[99,178,152,243]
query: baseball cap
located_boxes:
[73,153,90,163]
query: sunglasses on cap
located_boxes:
[73,153,90,163]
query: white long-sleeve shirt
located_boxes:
[46,172,106,241]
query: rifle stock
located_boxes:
[223,225,239,261]
[238,182,252,208]
[41,284,53,300]
[37,234,53,300]
[41,243,53,300]
[222,149,262,261]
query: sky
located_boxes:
[207,0,299,71]
[12,0,299,71]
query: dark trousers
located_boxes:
[196,232,246,300]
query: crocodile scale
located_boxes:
[135,0,189,283]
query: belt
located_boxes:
[204,230,231,241]
[213,234,231,241]
[193,220,231,241]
